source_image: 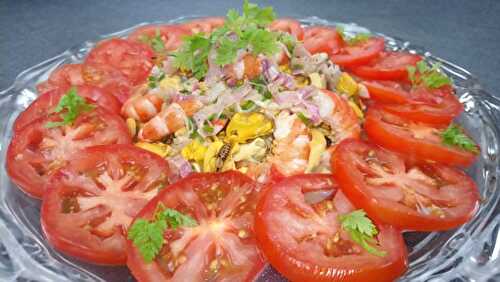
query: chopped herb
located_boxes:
[407,61,452,89]
[147,72,165,89]
[278,33,296,53]
[250,76,272,100]
[441,124,479,153]
[297,112,311,126]
[45,87,95,128]
[172,34,211,79]
[240,100,256,110]
[339,210,387,257]
[203,124,214,133]
[207,113,217,121]
[127,205,197,263]
[139,29,166,53]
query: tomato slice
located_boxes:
[181,17,225,34]
[128,24,191,51]
[330,37,385,67]
[364,106,478,167]
[36,64,85,94]
[85,38,154,85]
[303,26,343,55]
[270,18,304,40]
[349,51,422,80]
[363,81,463,125]
[332,139,480,231]
[81,63,133,104]
[14,85,121,132]
[6,108,132,198]
[41,144,171,265]
[255,174,407,282]
[126,171,265,282]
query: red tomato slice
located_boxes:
[363,81,463,125]
[332,139,480,231]
[349,51,422,80]
[128,24,191,51]
[36,64,85,94]
[303,26,343,55]
[364,106,478,167]
[85,38,154,85]
[41,144,171,265]
[270,18,304,40]
[330,37,385,67]
[14,85,121,132]
[126,171,265,282]
[182,17,225,34]
[255,174,408,282]
[81,63,133,104]
[6,108,131,198]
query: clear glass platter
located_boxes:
[0,16,498,282]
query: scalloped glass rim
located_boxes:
[0,16,499,282]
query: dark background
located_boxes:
[1,0,500,96]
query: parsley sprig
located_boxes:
[339,210,387,257]
[407,61,452,89]
[45,87,95,128]
[139,29,166,53]
[173,1,282,79]
[441,124,479,153]
[128,204,198,262]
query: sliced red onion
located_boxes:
[162,56,177,75]
[168,155,193,178]
[205,49,224,85]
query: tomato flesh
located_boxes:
[181,17,225,34]
[85,38,154,86]
[330,37,385,67]
[255,174,408,282]
[6,108,132,198]
[364,106,478,167]
[332,139,480,231]
[41,145,171,264]
[126,171,265,282]
[128,24,191,52]
[270,18,304,40]
[303,26,344,55]
[350,51,422,81]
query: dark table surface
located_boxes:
[2,0,500,96]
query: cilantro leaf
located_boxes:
[441,124,479,153]
[339,210,387,257]
[45,87,94,128]
[297,112,311,126]
[215,37,241,66]
[173,34,211,79]
[242,0,276,27]
[245,28,279,56]
[127,206,197,263]
[139,29,165,53]
[408,61,452,89]
[240,100,256,110]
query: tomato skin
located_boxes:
[332,139,480,231]
[349,52,422,81]
[127,171,265,282]
[255,174,408,282]
[85,38,154,85]
[364,106,477,167]
[303,26,344,55]
[6,108,132,198]
[330,37,385,67]
[128,24,191,51]
[36,64,85,94]
[181,17,225,34]
[270,18,304,40]
[14,85,121,132]
[363,81,463,125]
[41,144,170,265]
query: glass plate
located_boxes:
[0,16,498,282]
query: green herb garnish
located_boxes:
[339,210,387,257]
[240,100,256,110]
[127,205,197,263]
[147,71,165,89]
[172,34,211,79]
[45,87,95,128]
[441,124,479,153]
[407,61,452,89]
[139,29,166,53]
[203,124,214,133]
[297,112,311,126]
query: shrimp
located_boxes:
[270,111,311,176]
[121,85,166,122]
[224,54,262,83]
[138,97,203,142]
[313,90,361,149]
